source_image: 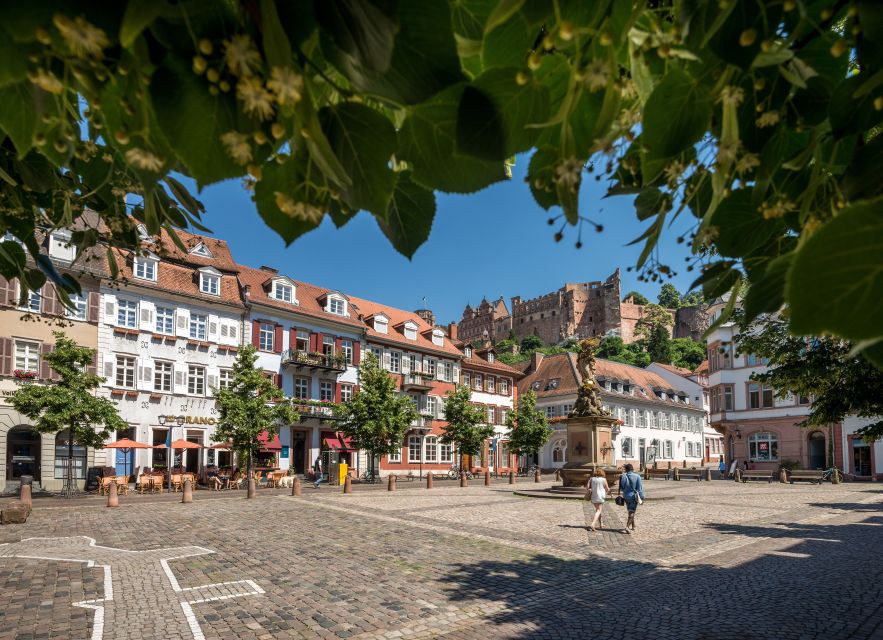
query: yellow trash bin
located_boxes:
[339,463,348,485]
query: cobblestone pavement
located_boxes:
[1,480,882,639]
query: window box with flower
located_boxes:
[13,369,38,380]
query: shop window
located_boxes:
[749,432,779,461]
[55,430,86,479]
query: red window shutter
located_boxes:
[334,336,342,354]
[274,324,283,354]
[274,373,282,389]
[315,332,324,353]
[87,291,100,323]
[0,337,12,376]
[334,383,341,403]
[251,319,261,348]
[42,284,59,316]
[353,341,361,365]
[40,343,53,380]
[290,328,297,352]
[308,333,317,352]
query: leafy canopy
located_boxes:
[735,313,883,441]
[622,290,649,305]
[657,283,681,309]
[505,390,552,457]
[441,384,493,461]
[1,1,881,362]
[11,331,126,448]
[212,344,298,465]
[337,351,417,470]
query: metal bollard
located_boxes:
[107,481,119,508]
[508,471,515,485]
[343,475,352,493]
[460,472,467,488]
[534,469,541,483]
[182,478,193,503]
[292,476,302,496]
[388,474,397,491]
[484,470,491,486]
[426,473,433,489]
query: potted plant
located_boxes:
[13,369,37,380]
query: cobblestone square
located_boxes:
[1,481,882,639]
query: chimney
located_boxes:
[531,351,544,372]
[447,322,458,341]
[259,265,278,273]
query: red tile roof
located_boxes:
[651,362,693,377]
[348,296,463,357]
[693,360,709,375]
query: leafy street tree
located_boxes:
[337,352,417,478]
[735,313,883,441]
[505,390,552,466]
[520,335,544,352]
[212,344,298,496]
[670,338,706,370]
[11,331,126,497]
[634,304,673,340]
[647,323,673,365]
[1,3,878,362]
[442,384,493,472]
[680,291,704,308]
[622,291,649,305]
[657,283,681,309]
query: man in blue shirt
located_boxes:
[618,463,645,533]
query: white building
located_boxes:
[515,352,705,470]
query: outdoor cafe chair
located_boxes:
[227,474,242,490]
[115,475,130,496]
[137,475,150,494]
[170,473,183,492]
[98,476,115,496]
[149,475,164,493]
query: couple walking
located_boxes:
[585,463,645,534]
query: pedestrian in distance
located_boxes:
[718,456,727,480]
[618,463,645,534]
[586,467,611,532]
[313,457,325,488]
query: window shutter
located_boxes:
[401,353,411,373]
[289,328,298,352]
[436,362,444,380]
[273,373,281,389]
[42,284,60,316]
[0,276,14,308]
[353,384,360,395]
[251,319,261,348]
[139,301,155,332]
[103,294,117,326]
[274,325,283,353]
[40,343,52,380]
[334,383,341,403]
[87,291,100,323]
[353,341,361,365]
[103,356,114,382]
[208,373,219,391]
[229,323,238,342]
[452,364,460,384]
[174,369,186,394]
[334,337,342,354]
[208,315,219,342]
[87,352,97,376]
[175,309,190,337]
[383,349,391,369]
[0,338,12,376]
[139,359,153,392]
[315,332,324,353]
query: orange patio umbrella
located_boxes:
[103,438,151,477]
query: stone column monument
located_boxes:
[556,338,619,492]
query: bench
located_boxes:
[644,468,672,481]
[788,469,825,484]
[674,468,704,481]
[741,470,773,483]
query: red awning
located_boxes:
[322,432,355,451]
[258,431,281,451]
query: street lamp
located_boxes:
[414,426,431,479]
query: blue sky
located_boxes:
[192,155,697,325]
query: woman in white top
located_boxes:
[586,467,610,531]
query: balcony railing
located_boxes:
[281,349,347,372]
[410,415,432,429]
[289,400,342,421]
[402,372,434,391]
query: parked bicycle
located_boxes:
[446,464,474,480]
[517,464,538,477]
[821,467,844,483]
[360,469,381,484]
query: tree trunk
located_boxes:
[246,449,254,499]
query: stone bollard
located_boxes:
[673,468,680,481]
[343,475,352,494]
[388,474,397,492]
[19,483,32,510]
[683,460,687,468]
[292,476,302,496]
[460,472,467,488]
[508,471,515,485]
[426,473,433,489]
[705,468,712,481]
[182,478,193,503]
[734,468,742,483]
[534,469,541,483]
[779,469,789,483]
[107,481,119,508]
[247,477,256,499]
[484,470,491,486]
[554,469,561,481]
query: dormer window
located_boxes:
[48,230,76,262]
[137,224,150,240]
[189,242,213,258]
[487,352,495,363]
[199,267,221,295]
[374,314,389,334]
[272,280,295,303]
[133,254,158,281]
[464,346,472,358]
[403,321,418,340]
[328,296,347,316]
[431,329,444,347]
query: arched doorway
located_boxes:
[7,426,41,483]
[808,431,826,469]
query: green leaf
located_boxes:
[788,197,883,341]
[744,253,793,321]
[634,187,665,221]
[399,83,506,193]
[120,0,166,48]
[481,1,548,69]
[326,0,462,105]
[296,87,352,190]
[829,74,883,137]
[0,33,29,88]
[527,146,559,210]
[378,172,436,258]
[485,0,527,33]
[253,152,329,245]
[315,0,398,72]
[0,82,39,157]
[259,0,293,68]
[319,102,397,215]
[709,188,782,257]
[456,67,549,161]
[150,56,241,185]
[641,67,712,182]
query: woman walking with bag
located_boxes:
[617,463,645,534]
[586,467,610,531]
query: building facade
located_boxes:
[0,228,106,492]
[835,417,883,480]
[516,352,706,471]
[457,298,512,344]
